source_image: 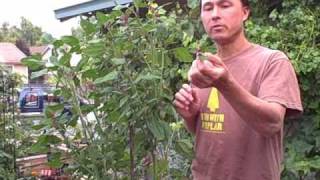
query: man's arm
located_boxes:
[183,116,197,134]
[191,53,286,137]
[219,76,286,136]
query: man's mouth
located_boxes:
[210,25,225,32]
[212,25,224,29]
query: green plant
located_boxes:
[247,0,320,179]
[22,1,205,179]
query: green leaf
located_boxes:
[48,152,63,168]
[94,71,119,84]
[133,0,147,8]
[68,115,79,127]
[80,19,96,35]
[111,58,126,65]
[45,135,62,144]
[175,139,194,160]
[96,12,110,26]
[31,124,46,130]
[61,36,80,47]
[0,150,13,159]
[108,111,121,123]
[187,0,199,9]
[119,96,129,108]
[59,53,72,66]
[83,69,98,79]
[147,119,165,140]
[157,159,169,174]
[21,57,44,70]
[174,47,193,62]
[181,21,195,38]
[31,69,48,79]
[30,135,62,153]
[309,157,320,169]
[82,41,106,57]
[134,73,161,83]
[45,104,64,118]
[47,104,65,112]
[53,39,64,48]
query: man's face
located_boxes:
[201,0,250,44]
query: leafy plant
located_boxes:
[22,1,203,179]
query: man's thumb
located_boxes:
[204,53,223,65]
[191,87,199,103]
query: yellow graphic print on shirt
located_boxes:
[201,88,225,133]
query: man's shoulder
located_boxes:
[252,44,289,62]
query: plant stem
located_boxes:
[129,122,135,179]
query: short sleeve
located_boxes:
[257,51,303,117]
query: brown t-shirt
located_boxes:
[191,44,303,180]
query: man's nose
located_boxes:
[211,7,220,19]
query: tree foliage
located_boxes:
[239,0,320,178]
[0,17,55,46]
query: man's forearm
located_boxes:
[218,77,285,137]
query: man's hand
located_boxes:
[189,53,230,89]
[173,84,200,120]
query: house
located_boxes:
[30,45,51,59]
[0,42,28,83]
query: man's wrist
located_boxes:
[182,113,198,122]
[215,73,234,92]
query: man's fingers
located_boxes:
[180,88,194,102]
[204,52,223,65]
[199,65,219,79]
[196,60,214,73]
[188,60,198,81]
[182,84,192,92]
[190,71,212,87]
[175,92,190,105]
[195,58,222,81]
[176,84,193,102]
[173,100,188,110]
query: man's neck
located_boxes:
[215,32,251,59]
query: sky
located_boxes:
[0,0,89,38]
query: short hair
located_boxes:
[240,0,250,8]
[200,0,251,8]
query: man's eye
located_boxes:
[221,3,231,8]
[203,6,213,11]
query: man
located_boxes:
[173,0,303,179]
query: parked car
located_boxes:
[18,86,79,117]
[19,87,45,113]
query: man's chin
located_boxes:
[211,36,231,45]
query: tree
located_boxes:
[39,32,55,45]
[15,39,30,56]
[0,17,55,46]
[0,22,9,41]
[0,22,20,43]
[19,17,42,46]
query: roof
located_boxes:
[0,42,26,65]
[54,0,187,22]
[54,0,133,21]
[30,45,50,55]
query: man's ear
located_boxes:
[242,7,250,22]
